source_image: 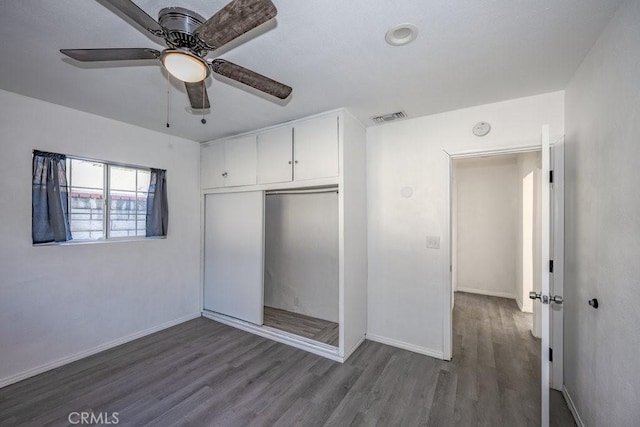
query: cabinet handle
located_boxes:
[294,160,299,164]
[222,172,228,177]
[288,161,292,165]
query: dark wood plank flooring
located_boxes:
[263,306,339,347]
[0,293,575,426]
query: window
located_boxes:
[66,158,151,241]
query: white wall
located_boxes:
[366,91,564,357]
[264,192,339,322]
[454,155,519,299]
[0,90,201,386]
[564,0,640,424]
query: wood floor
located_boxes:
[263,306,339,347]
[0,293,575,426]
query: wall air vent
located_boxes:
[371,111,408,124]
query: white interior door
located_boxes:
[539,125,569,426]
[204,192,264,325]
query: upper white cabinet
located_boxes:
[294,114,339,181]
[202,111,341,189]
[257,126,293,184]
[201,141,225,189]
[201,136,257,188]
[225,136,257,187]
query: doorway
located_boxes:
[446,138,572,425]
[450,151,543,423]
[452,152,542,335]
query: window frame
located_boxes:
[34,153,162,246]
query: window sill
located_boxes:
[33,236,166,247]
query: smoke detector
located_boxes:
[472,121,491,137]
[371,111,408,124]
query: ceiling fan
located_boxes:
[60,0,292,112]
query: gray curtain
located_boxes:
[32,150,72,244]
[146,169,168,237]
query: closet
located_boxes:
[263,188,339,346]
[201,109,367,362]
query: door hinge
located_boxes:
[549,260,554,273]
[550,170,554,183]
[549,347,553,362]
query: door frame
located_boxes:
[444,143,542,361]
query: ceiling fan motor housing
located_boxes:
[158,7,209,55]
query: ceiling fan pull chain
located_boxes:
[166,69,171,128]
[201,80,207,125]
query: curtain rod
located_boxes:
[266,188,338,196]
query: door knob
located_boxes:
[550,295,563,304]
[529,292,563,304]
[588,298,599,309]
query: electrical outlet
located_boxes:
[426,236,440,249]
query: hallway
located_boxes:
[452,291,575,425]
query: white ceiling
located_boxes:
[0,0,621,142]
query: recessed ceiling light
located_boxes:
[385,23,418,46]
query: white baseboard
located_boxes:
[515,296,534,313]
[343,335,366,361]
[456,287,516,300]
[562,385,584,427]
[202,310,343,362]
[0,312,201,389]
[365,333,444,360]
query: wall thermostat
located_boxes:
[473,121,491,137]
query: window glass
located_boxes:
[110,166,136,191]
[109,168,149,238]
[67,159,105,240]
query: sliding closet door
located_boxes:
[204,191,264,325]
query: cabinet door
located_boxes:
[204,192,264,325]
[201,142,226,188]
[294,114,339,181]
[225,135,257,187]
[257,126,293,184]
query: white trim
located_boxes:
[445,142,544,364]
[456,287,516,300]
[446,142,543,159]
[0,312,201,389]
[202,177,339,194]
[562,385,585,427]
[515,295,534,313]
[365,333,445,360]
[202,310,344,362]
[343,335,366,361]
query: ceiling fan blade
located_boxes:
[185,82,211,110]
[101,0,165,37]
[212,59,292,99]
[196,0,277,50]
[60,48,160,62]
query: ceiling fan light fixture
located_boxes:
[161,50,209,82]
